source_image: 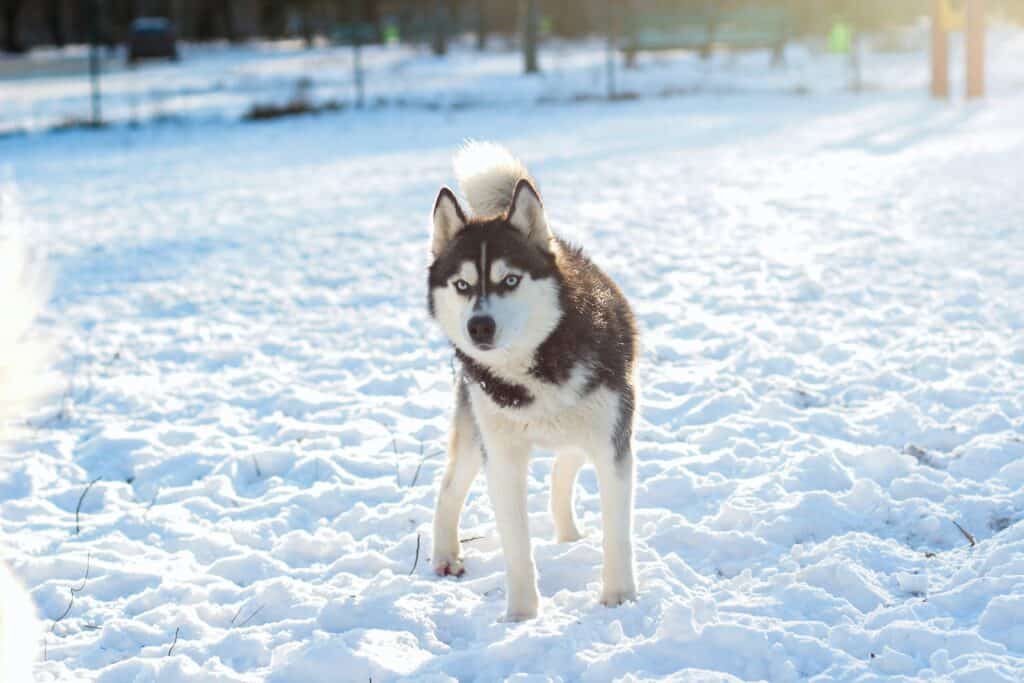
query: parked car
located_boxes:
[128,17,178,63]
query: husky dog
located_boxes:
[428,143,638,621]
[0,232,46,682]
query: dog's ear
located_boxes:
[431,187,467,258]
[507,179,552,251]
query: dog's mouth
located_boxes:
[473,342,495,351]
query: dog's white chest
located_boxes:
[468,368,620,451]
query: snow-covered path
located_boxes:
[2,86,1023,681]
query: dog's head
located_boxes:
[427,180,563,365]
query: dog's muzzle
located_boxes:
[467,315,496,349]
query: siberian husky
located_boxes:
[428,143,639,621]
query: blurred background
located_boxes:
[1,0,1023,135]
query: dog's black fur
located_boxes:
[428,207,638,460]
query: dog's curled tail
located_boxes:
[453,141,534,218]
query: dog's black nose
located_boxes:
[467,315,496,347]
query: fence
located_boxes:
[0,2,1011,136]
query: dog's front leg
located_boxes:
[483,435,539,621]
[432,383,482,577]
[593,444,637,607]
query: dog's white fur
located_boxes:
[431,145,637,621]
[0,215,46,682]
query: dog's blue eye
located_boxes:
[454,279,470,292]
[503,274,520,288]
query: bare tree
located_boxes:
[260,0,287,38]
[222,0,238,43]
[46,0,66,47]
[2,0,26,53]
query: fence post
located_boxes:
[523,0,539,73]
[966,0,985,99]
[930,0,949,99]
[88,0,102,125]
[431,1,448,56]
[476,0,487,51]
[606,3,616,99]
[350,0,364,108]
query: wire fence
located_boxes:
[1,12,1021,136]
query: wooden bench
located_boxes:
[623,3,791,64]
[330,22,378,46]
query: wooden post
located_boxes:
[88,0,102,125]
[523,0,539,74]
[476,0,488,51]
[966,0,985,99]
[431,1,448,57]
[930,0,949,99]
[351,0,364,108]
[606,3,616,99]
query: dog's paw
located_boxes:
[554,528,583,543]
[600,587,637,607]
[498,592,540,622]
[432,555,465,577]
[498,608,538,623]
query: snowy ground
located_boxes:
[2,31,1024,683]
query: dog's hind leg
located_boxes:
[593,444,638,607]
[550,449,585,543]
[432,382,482,577]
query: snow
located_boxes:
[1,29,1024,683]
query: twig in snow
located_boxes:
[75,477,102,535]
[952,520,977,547]
[251,455,262,478]
[167,626,180,656]
[35,356,79,430]
[460,535,485,544]
[409,533,421,575]
[50,552,92,642]
[232,604,265,628]
[392,432,401,486]
[408,446,442,488]
[904,444,944,470]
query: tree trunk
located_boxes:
[46,0,66,47]
[431,1,448,56]
[476,0,487,50]
[302,13,314,48]
[930,0,949,99]
[522,0,539,73]
[2,0,26,53]
[197,0,217,40]
[261,0,286,39]
[298,0,315,48]
[966,0,985,99]
[222,0,239,43]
